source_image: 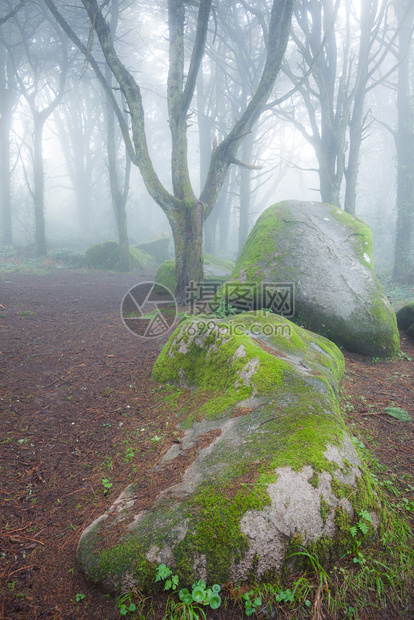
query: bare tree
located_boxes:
[277,0,394,212]
[5,3,68,255]
[0,40,17,245]
[43,0,293,300]
[53,78,103,235]
[393,0,414,281]
[0,1,26,27]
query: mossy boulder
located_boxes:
[155,254,235,293]
[154,259,175,293]
[135,234,170,265]
[396,301,414,337]
[77,312,379,591]
[204,254,235,278]
[85,241,156,271]
[219,200,399,358]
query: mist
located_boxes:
[0,0,412,284]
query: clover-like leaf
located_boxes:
[179,588,189,601]
[192,586,206,603]
[209,593,222,610]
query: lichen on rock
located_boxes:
[396,301,414,337]
[85,241,156,271]
[77,312,380,591]
[216,200,399,358]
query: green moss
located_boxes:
[230,205,284,282]
[204,254,235,272]
[216,201,400,358]
[78,310,383,592]
[396,301,414,331]
[154,259,176,293]
[309,472,320,488]
[154,254,235,293]
[173,473,271,584]
[85,241,156,271]
[329,207,374,266]
[320,498,330,524]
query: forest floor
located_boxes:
[1,267,414,620]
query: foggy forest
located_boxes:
[0,0,413,293]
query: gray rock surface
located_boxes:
[220,200,399,357]
[77,313,379,591]
[396,301,414,337]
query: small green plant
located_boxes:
[351,436,365,449]
[275,588,294,603]
[101,477,113,493]
[116,592,137,616]
[349,508,372,538]
[156,564,222,617]
[156,563,179,591]
[212,300,238,318]
[124,447,135,462]
[242,590,262,616]
[349,509,373,566]
[75,593,86,602]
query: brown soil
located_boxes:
[0,270,413,619]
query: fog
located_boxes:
[0,0,412,282]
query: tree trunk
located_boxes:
[393,0,414,282]
[105,62,131,272]
[317,128,342,207]
[344,1,372,216]
[0,46,13,245]
[239,132,254,252]
[218,172,233,252]
[46,0,294,300]
[0,105,12,245]
[170,201,204,303]
[34,117,47,256]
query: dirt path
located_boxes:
[0,271,413,619]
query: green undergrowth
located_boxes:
[110,459,413,619]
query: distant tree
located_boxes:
[0,1,26,27]
[5,3,67,255]
[393,0,414,281]
[104,0,131,272]
[53,78,103,234]
[44,0,294,301]
[0,39,17,245]
[277,0,394,212]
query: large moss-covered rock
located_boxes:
[77,312,379,591]
[154,259,175,292]
[219,200,399,358]
[85,241,156,271]
[155,254,235,292]
[396,301,414,337]
[135,234,170,265]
